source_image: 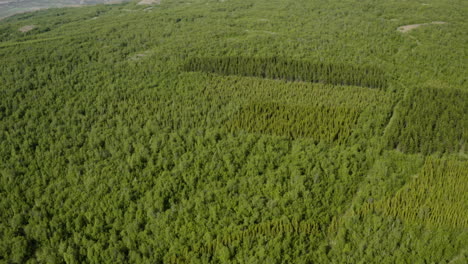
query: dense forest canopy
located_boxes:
[0,0,467,263]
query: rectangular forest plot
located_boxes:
[373,158,468,229]
[385,87,468,154]
[183,57,388,89]
[225,102,362,143]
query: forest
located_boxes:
[0,0,467,263]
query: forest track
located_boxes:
[397,21,447,33]
[381,83,407,142]
[382,97,402,138]
[327,86,406,240]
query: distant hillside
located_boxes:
[0,0,132,19]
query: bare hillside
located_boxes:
[0,0,131,19]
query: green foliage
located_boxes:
[385,87,468,154]
[375,157,468,228]
[325,153,467,264]
[184,57,388,88]
[0,0,466,263]
[227,102,361,143]
[170,218,320,261]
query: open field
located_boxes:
[0,0,467,262]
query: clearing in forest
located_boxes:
[397,21,447,33]
[18,25,36,32]
[138,0,160,4]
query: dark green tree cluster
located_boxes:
[184,57,388,88]
[385,87,468,154]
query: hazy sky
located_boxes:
[0,0,132,19]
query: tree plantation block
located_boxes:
[226,102,361,143]
[184,57,389,89]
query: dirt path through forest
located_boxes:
[397,21,447,33]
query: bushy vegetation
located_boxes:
[227,102,361,144]
[0,0,466,263]
[385,87,468,154]
[184,57,388,88]
[374,157,468,228]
